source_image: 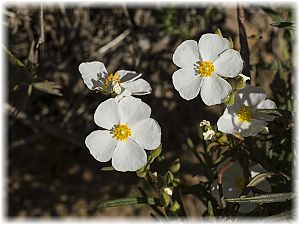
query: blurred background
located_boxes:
[6,3,294,218]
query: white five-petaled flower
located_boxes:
[79,61,152,101]
[217,85,277,137]
[85,96,161,172]
[172,33,244,105]
[211,159,271,213]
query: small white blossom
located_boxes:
[199,120,210,127]
[172,33,243,105]
[217,85,277,137]
[203,129,215,140]
[164,187,173,196]
[85,96,161,172]
[79,61,151,100]
[211,159,271,213]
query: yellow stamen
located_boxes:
[198,61,215,77]
[237,105,252,122]
[234,176,245,192]
[104,72,121,86]
[112,124,131,141]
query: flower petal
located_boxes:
[198,33,230,62]
[94,98,120,129]
[217,111,240,135]
[85,130,117,162]
[118,96,151,126]
[79,61,107,90]
[112,139,147,172]
[120,78,152,95]
[200,73,232,106]
[237,86,266,107]
[117,70,142,83]
[239,119,267,137]
[257,99,277,110]
[213,49,243,78]
[172,68,202,100]
[130,118,161,150]
[172,40,200,68]
[254,99,277,121]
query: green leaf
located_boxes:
[207,201,214,219]
[247,172,275,187]
[271,21,295,29]
[215,28,222,36]
[224,89,237,106]
[148,144,162,163]
[225,192,294,204]
[2,44,26,67]
[97,196,159,209]
[170,158,180,173]
[100,166,115,171]
[256,108,293,120]
[263,210,294,221]
[228,36,233,48]
[186,137,194,148]
[32,80,63,96]
[235,74,250,90]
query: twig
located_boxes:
[237,4,253,83]
[38,3,45,46]
[94,29,130,56]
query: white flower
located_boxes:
[211,159,271,213]
[200,120,210,127]
[203,129,215,140]
[79,61,152,100]
[172,33,243,105]
[85,96,161,172]
[217,85,277,137]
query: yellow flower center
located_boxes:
[237,105,253,123]
[234,176,245,192]
[198,61,214,77]
[112,124,131,141]
[104,72,121,87]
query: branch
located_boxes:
[237,4,252,83]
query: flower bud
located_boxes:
[169,201,180,214]
[160,190,171,207]
[170,158,181,173]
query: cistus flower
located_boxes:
[217,85,277,137]
[172,33,243,105]
[85,96,161,172]
[79,61,151,101]
[211,159,271,213]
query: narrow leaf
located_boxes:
[100,166,115,171]
[97,197,159,209]
[215,28,222,36]
[247,172,275,187]
[207,201,214,219]
[225,192,294,204]
[3,44,26,67]
[256,108,293,120]
[228,36,233,48]
[32,80,63,96]
[270,21,294,29]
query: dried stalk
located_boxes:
[237,4,253,84]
